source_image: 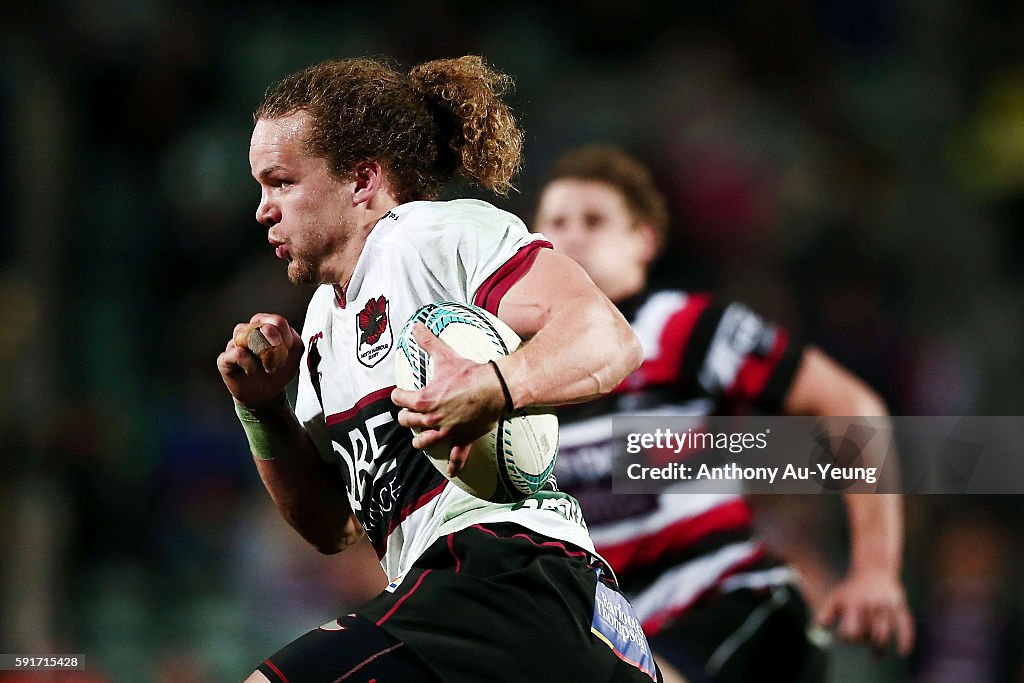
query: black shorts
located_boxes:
[256,612,441,682]
[257,523,661,683]
[647,583,826,683]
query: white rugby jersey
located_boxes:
[293,199,594,581]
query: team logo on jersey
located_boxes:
[356,295,393,367]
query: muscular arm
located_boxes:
[495,248,643,407]
[784,346,914,654]
[219,314,362,555]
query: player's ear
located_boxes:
[352,160,384,205]
[634,221,659,266]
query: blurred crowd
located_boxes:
[2,1,1024,680]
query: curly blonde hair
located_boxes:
[255,56,523,201]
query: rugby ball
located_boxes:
[394,301,559,503]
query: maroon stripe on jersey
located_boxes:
[472,240,552,315]
[640,546,767,635]
[727,327,791,403]
[596,498,753,575]
[617,293,713,393]
[326,386,397,426]
[335,281,349,308]
[384,480,448,540]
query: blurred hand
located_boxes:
[217,313,303,408]
[391,323,506,477]
[815,566,915,657]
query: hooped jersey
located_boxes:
[555,290,805,635]
[293,199,594,582]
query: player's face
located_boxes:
[250,112,358,286]
[535,179,653,303]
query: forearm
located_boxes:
[496,295,642,408]
[833,410,904,575]
[786,347,905,574]
[237,396,361,554]
[843,493,903,574]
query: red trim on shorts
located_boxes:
[376,569,433,626]
[469,524,591,559]
[447,533,462,573]
[337,643,406,681]
[472,241,552,315]
[326,387,396,426]
[262,659,290,683]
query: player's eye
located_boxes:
[536,215,559,231]
[262,174,294,188]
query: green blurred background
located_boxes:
[2,1,1024,680]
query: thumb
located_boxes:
[412,323,452,358]
[448,443,472,478]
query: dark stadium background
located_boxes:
[3,1,1024,681]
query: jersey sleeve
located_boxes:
[471,238,551,315]
[674,298,804,411]
[458,205,551,315]
[399,200,551,315]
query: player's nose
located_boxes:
[256,195,281,227]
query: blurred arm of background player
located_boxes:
[784,347,915,655]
